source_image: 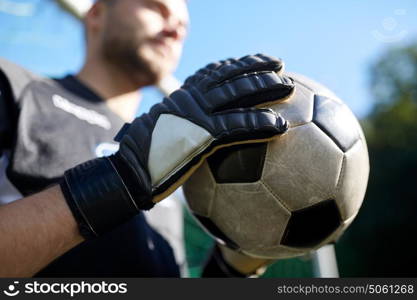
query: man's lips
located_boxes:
[149,39,174,56]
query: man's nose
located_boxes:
[163,15,187,41]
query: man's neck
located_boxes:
[76,60,142,122]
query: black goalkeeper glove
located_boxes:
[60,54,295,239]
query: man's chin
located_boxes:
[142,63,175,85]
[120,48,175,86]
[136,65,170,87]
[142,48,176,72]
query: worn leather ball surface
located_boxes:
[183,73,369,259]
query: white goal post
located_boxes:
[55,0,92,20]
[312,244,340,278]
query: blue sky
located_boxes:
[1,0,416,118]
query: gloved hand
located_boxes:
[61,54,295,239]
[218,245,274,277]
[203,244,274,277]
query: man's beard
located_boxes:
[101,30,162,87]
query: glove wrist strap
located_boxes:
[60,157,139,239]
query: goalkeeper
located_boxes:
[0,0,293,277]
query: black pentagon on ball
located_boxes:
[281,199,342,248]
[207,143,268,183]
[193,214,240,250]
[313,95,360,152]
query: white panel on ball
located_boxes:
[211,182,291,251]
[183,161,216,217]
[244,243,307,259]
[262,123,344,211]
[335,139,370,220]
[270,81,314,127]
[287,72,339,100]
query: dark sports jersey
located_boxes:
[0,58,180,277]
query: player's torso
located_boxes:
[8,76,121,195]
[2,74,180,277]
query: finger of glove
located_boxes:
[200,72,294,113]
[200,54,283,80]
[191,55,283,90]
[212,108,288,144]
[183,54,283,90]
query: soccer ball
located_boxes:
[182,72,370,259]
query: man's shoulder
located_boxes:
[0,58,41,82]
[0,58,43,102]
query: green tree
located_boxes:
[337,42,417,276]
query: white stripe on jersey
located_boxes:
[52,94,112,130]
